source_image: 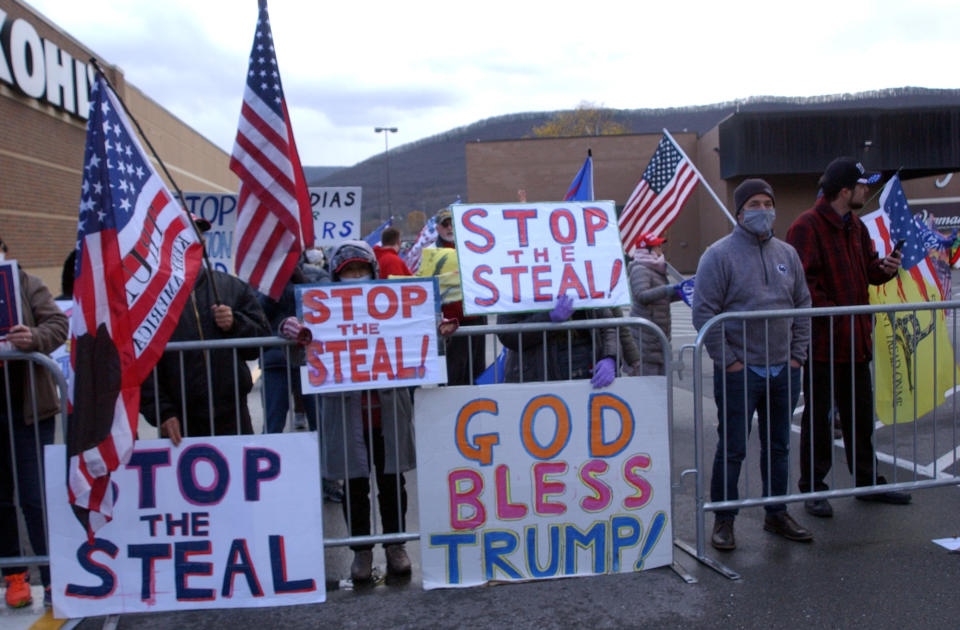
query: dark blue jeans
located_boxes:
[711,365,801,521]
[0,415,55,586]
[262,365,320,433]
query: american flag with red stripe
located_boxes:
[619,135,698,256]
[68,74,203,536]
[230,0,313,300]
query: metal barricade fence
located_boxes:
[0,350,69,580]
[686,301,960,579]
[150,315,687,580]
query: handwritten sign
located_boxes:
[452,202,630,315]
[181,192,237,274]
[297,278,444,393]
[415,378,672,589]
[309,186,361,246]
[46,434,325,618]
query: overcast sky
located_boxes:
[29,0,960,167]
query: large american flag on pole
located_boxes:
[619,135,698,256]
[231,0,313,300]
[68,74,203,536]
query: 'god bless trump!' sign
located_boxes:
[452,201,631,315]
[414,379,672,589]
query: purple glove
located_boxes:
[550,294,575,322]
[591,357,616,388]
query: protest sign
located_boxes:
[452,201,631,315]
[309,186,362,246]
[415,378,672,589]
[0,260,21,339]
[181,192,238,274]
[46,433,325,618]
[297,277,445,393]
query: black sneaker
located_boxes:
[804,498,834,517]
[856,490,912,505]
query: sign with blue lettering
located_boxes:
[414,378,672,589]
[45,433,325,617]
[310,186,361,247]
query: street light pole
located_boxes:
[374,126,398,223]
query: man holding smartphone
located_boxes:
[786,158,910,517]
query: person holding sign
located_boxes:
[319,241,416,583]
[692,179,813,551]
[496,294,618,386]
[0,247,68,608]
[423,209,486,384]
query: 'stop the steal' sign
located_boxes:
[452,201,631,315]
[298,278,445,394]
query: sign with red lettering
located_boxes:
[452,202,631,315]
[414,378,672,589]
[297,278,444,393]
[45,434,325,618]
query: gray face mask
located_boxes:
[741,209,775,236]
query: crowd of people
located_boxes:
[0,155,929,605]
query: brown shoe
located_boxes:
[711,519,735,551]
[350,550,373,583]
[385,544,411,575]
[764,512,813,542]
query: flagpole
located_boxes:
[587,148,594,199]
[88,59,223,304]
[662,128,736,226]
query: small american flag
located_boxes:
[68,74,203,536]
[231,0,313,300]
[885,175,928,271]
[619,135,698,256]
[403,215,439,274]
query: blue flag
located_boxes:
[364,218,392,247]
[563,154,594,201]
[475,349,508,385]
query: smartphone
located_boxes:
[892,239,905,254]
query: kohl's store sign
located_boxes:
[0,9,95,118]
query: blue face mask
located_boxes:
[742,209,776,236]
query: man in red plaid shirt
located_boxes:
[786,157,911,518]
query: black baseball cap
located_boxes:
[819,157,881,195]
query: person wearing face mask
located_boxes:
[692,178,813,551]
[786,158,909,517]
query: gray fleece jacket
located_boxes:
[692,225,811,368]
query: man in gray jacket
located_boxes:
[692,179,813,551]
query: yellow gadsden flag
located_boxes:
[863,207,959,425]
[416,247,462,304]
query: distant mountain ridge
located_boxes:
[308,87,960,233]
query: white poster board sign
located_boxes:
[452,201,631,315]
[415,378,672,589]
[181,192,237,274]
[297,277,445,393]
[309,186,361,246]
[46,434,325,618]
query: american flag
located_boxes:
[403,214,439,274]
[68,74,203,535]
[619,135,698,256]
[230,0,313,300]
[880,174,943,300]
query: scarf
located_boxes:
[631,248,666,273]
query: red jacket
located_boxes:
[785,198,895,363]
[373,245,412,278]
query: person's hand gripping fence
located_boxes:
[591,357,616,388]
